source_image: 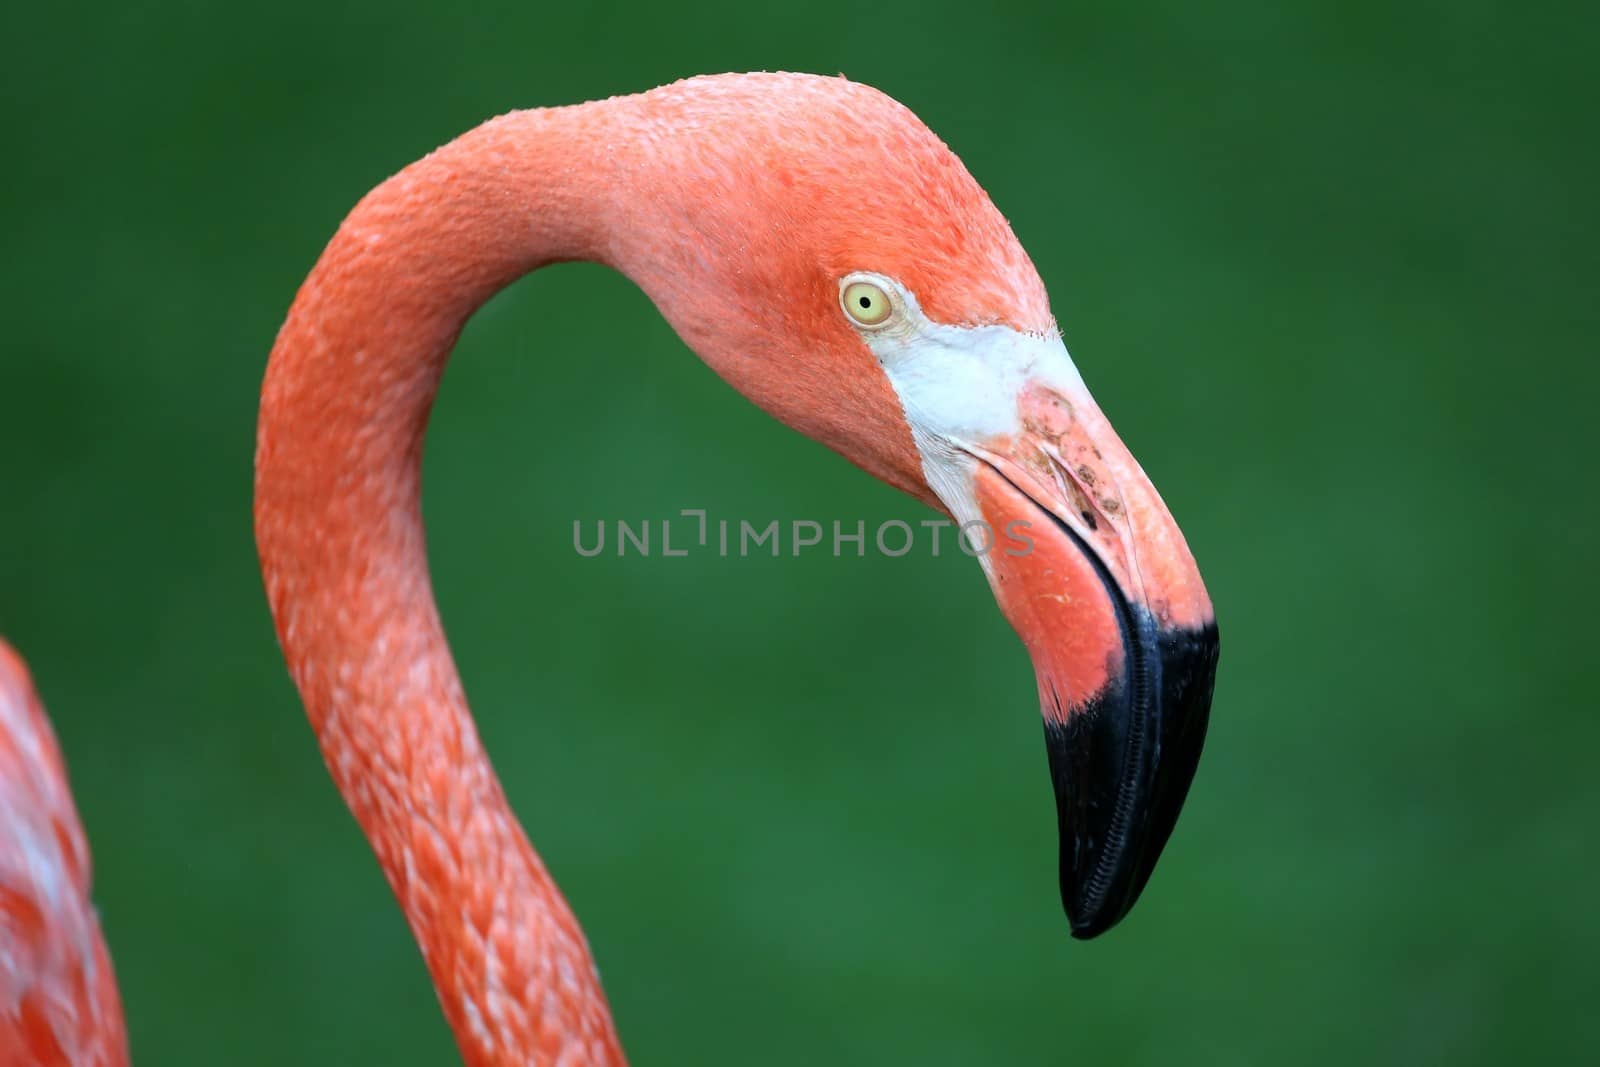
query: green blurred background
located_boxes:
[2,1,1595,1063]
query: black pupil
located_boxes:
[858,296,872,308]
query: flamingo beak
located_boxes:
[967,380,1219,938]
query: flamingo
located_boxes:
[257,69,1219,1064]
[0,642,127,1065]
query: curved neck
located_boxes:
[255,107,636,1066]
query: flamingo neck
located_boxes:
[254,106,633,1066]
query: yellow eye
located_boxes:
[842,280,893,327]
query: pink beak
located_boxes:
[969,379,1218,937]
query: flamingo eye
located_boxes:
[841,280,893,327]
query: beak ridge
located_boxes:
[967,387,1218,938]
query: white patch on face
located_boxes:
[839,272,1085,560]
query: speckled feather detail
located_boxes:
[0,642,127,1067]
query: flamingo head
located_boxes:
[625,74,1220,937]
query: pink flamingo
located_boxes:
[0,642,127,1065]
[257,69,1218,1064]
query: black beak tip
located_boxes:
[1046,619,1219,939]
